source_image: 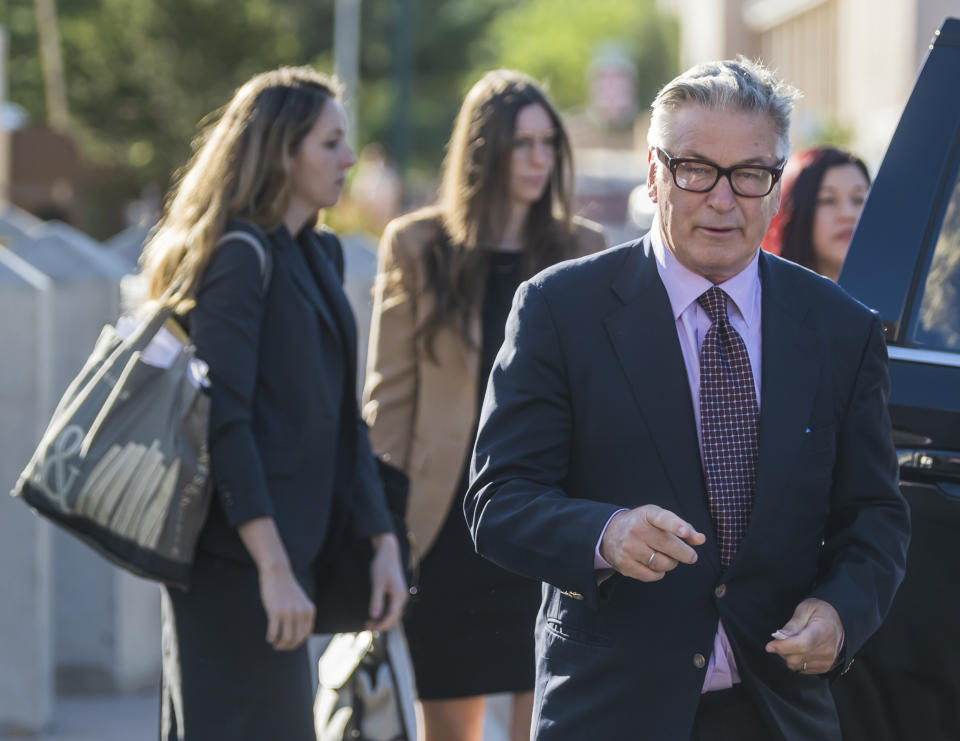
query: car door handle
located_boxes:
[898,449,960,481]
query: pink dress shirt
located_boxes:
[594,222,763,693]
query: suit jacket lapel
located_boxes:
[276,229,343,349]
[729,252,820,572]
[604,236,720,573]
[300,232,358,383]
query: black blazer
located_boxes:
[465,235,910,741]
[190,222,391,573]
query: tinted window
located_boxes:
[911,168,960,351]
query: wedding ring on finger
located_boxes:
[646,551,657,567]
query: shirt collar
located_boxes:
[650,218,761,327]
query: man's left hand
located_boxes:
[764,598,844,675]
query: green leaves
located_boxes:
[58,0,299,185]
[2,0,679,237]
[470,0,678,113]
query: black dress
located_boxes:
[403,250,542,700]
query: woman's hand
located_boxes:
[258,562,317,651]
[237,516,316,650]
[366,532,408,632]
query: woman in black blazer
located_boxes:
[139,66,407,741]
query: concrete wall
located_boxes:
[664,0,728,67]
[0,208,163,732]
[837,0,917,166]
[112,573,161,691]
[341,231,379,390]
[0,247,54,732]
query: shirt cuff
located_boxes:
[594,508,629,569]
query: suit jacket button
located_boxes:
[714,584,727,598]
[693,653,707,669]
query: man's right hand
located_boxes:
[600,505,705,581]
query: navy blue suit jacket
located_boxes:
[190,222,391,574]
[465,236,910,740]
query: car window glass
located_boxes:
[911,169,960,351]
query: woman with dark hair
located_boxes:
[362,69,606,740]
[762,146,871,281]
[139,66,407,740]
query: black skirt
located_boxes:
[160,552,316,741]
[403,478,541,700]
[404,249,541,700]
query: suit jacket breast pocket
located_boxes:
[802,423,837,469]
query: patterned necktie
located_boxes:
[697,286,759,567]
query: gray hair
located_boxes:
[647,57,801,159]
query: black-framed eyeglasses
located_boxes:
[654,147,785,198]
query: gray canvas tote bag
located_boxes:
[11,229,270,588]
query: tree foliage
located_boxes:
[470,0,679,114]
[1,0,678,235]
[353,0,515,174]
[60,0,301,186]
[2,0,308,233]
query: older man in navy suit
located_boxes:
[465,58,910,741]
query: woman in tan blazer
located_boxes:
[363,70,605,741]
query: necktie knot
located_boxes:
[697,286,729,325]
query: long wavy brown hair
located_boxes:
[138,66,338,314]
[418,69,577,357]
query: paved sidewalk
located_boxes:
[0,691,511,740]
[0,693,156,741]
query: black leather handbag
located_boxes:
[312,458,411,634]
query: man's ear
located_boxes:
[647,149,659,204]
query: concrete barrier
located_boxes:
[0,246,54,732]
[0,208,161,712]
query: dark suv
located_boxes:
[832,16,960,741]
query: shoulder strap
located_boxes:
[218,229,273,293]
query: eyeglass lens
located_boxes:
[674,161,774,197]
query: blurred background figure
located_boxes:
[362,69,606,741]
[762,146,871,281]
[347,142,403,235]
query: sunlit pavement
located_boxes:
[0,692,156,741]
[0,691,511,740]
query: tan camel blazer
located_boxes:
[361,207,606,562]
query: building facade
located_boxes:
[659,0,957,166]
